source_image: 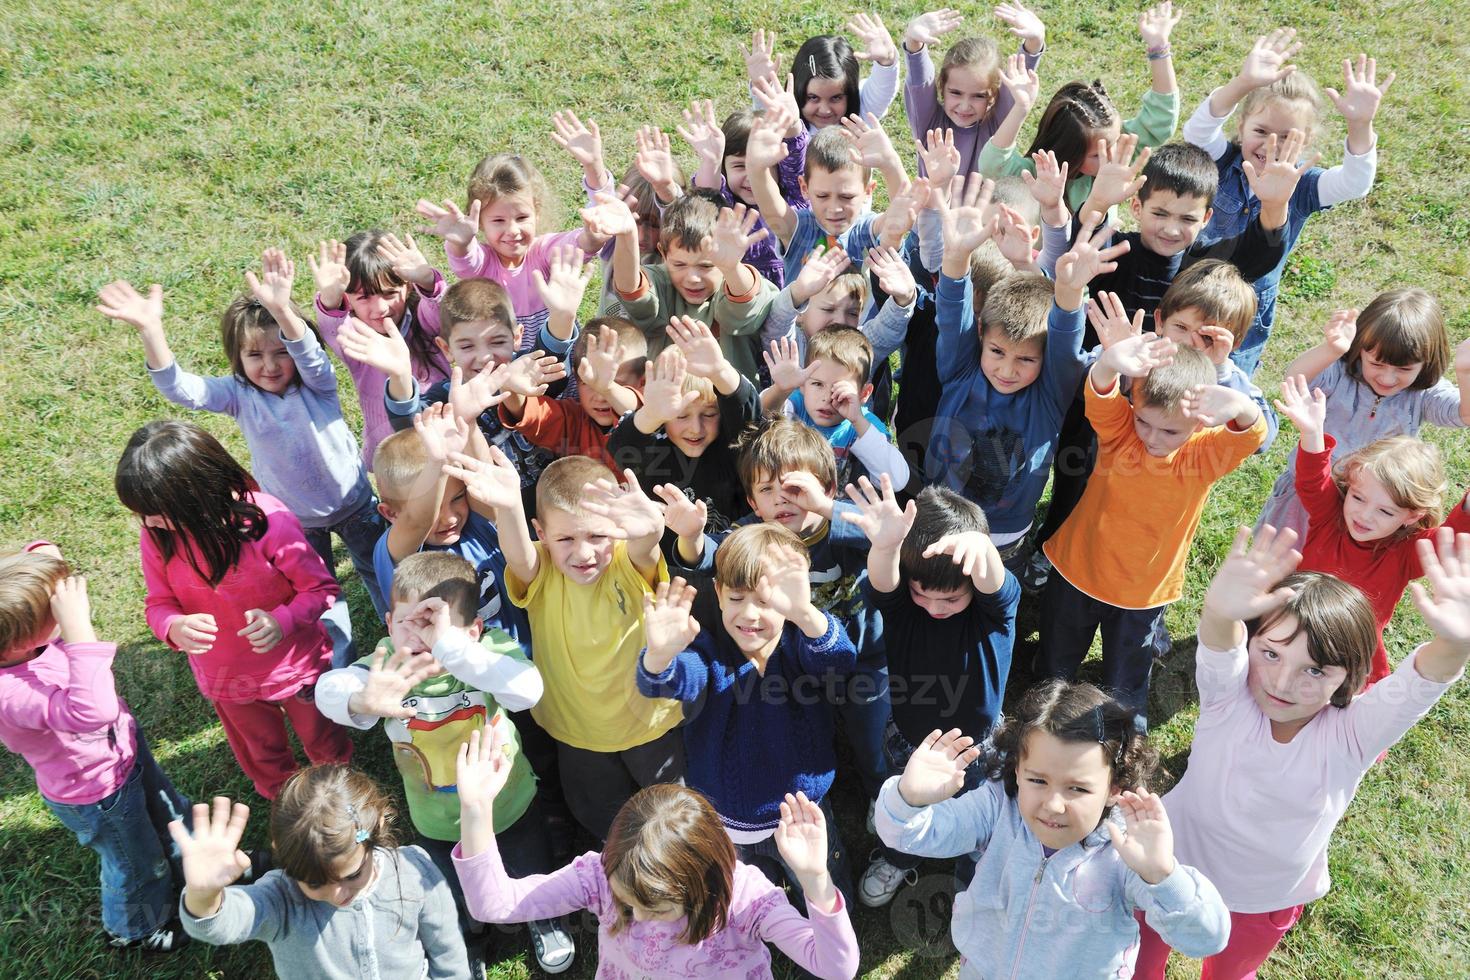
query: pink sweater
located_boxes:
[0,640,138,805]
[446,230,596,351]
[141,493,339,703]
[453,843,860,980]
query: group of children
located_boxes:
[4,6,1469,980]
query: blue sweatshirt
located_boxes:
[927,281,1088,536]
[635,612,855,836]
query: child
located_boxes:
[116,421,352,800]
[98,250,388,627]
[310,232,452,467]
[1039,335,1268,727]
[981,3,1182,215]
[926,175,1106,570]
[607,320,761,534]
[901,4,1047,178]
[846,476,1022,904]
[441,450,684,841]
[0,547,192,952]
[875,682,1230,977]
[1134,525,1470,978]
[761,327,911,489]
[607,190,777,381]
[1275,375,1470,685]
[636,527,858,903]
[454,728,860,978]
[171,767,468,979]
[1183,30,1394,374]
[742,19,900,131]
[416,152,605,352]
[1256,290,1470,541]
[314,551,574,974]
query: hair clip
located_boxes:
[809,54,818,76]
[345,803,370,844]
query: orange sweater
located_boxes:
[1044,378,1268,608]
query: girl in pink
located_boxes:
[310,231,453,468]
[451,727,859,980]
[416,153,603,353]
[116,420,352,799]
[1134,525,1470,979]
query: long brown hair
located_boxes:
[1248,572,1377,707]
[601,784,735,945]
[271,765,400,887]
[1025,80,1120,175]
[343,230,444,380]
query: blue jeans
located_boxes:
[838,660,892,801]
[304,495,388,668]
[44,732,190,941]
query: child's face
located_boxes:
[797,284,862,337]
[907,581,974,619]
[1015,731,1117,851]
[577,358,644,428]
[345,285,409,334]
[716,581,786,657]
[661,243,723,305]
[1343,470,1425,543]
[746,468,830,534]
[295,845,375,908]
[1131,400,1201,457]
[798,167,871,237]
[427,478,471,546]
[533,505,617,585]
[0,619,57,668]
[1358,346,1423,398]
[1078,121,1123,177]
[437,320,519,378]
[386,596,480,656]
[1157,306,1230,359]
[637,213,662,258]
[801,75,849,129]
[1239,100,1313,177]
[1246,613,1351,739]
[240,328,297,394]
[610,877,685,923]
[942,65,997,130]
[723,153,754,204]
[1129,191,1212,257]
[979,326,1045,395]
[800,360,871,428]
[664,396,721,457]
[479,194,538,265]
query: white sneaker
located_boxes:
[528,918,575,974]
[860,852,917,907]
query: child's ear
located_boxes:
[859,381,875,404]
[797,175,809,198]
[531,518,544,542]
[377,501,399,524]
[434,336,451,359]
[865,179,878,195]
[1128,196,1144,221]
[466,617,483,640]
[1201,207,1214,226]
[1029,224,1041,246]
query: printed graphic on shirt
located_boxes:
[963,427,1025,512]
[385,690,498,792]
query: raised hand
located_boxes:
[582,469,666,540]
[448,362,514,420]
[846,12,898,66]
[780,470,836,517]
[1243,129,1319,207]
[96,280,164,333]
[759,541,815,620]
[1202,525,1302,624]
[1409,529,1470,650]
[1108,790,1177,884]
[653,484,708,540]
[580,191,639,240]
[1326,53,1394,126]
[993,205,1037,268]
[244,247,296,311]
[238,608,283,653]
[501,350,567,397]
[550,109,605,173]
[307,239,351,308]
[844,474,917,550]
[351,646,443,719]
[867,245,918,307]
[1086,291,1144,350]
[531,244,593,319]
[375,232,436,289]
[705,203,769,270]
[1319,308,1358,357]
[997,51,1040,114]
[993,0,1046,51]
[789,244,852,305]
[740,28,781,86]
[763,336,817,392]
[413,402,471,464]
[664,315,726,380]
[456,723,513,811]
[904,8,963,51]
[443,447,524,511]
[840,111,902,175]
[1055,213,1130,294]
[641,577,702,662]
[752,73,802,136]
[1273,374,1326,444]
[1102,332,1177,379]
[1236,28,1301,89]
[743,107,793,171]
[774,791,830,880]
[1021,149,1068,213]
[1137,1,1182,49]
[676,99,727,168]
[634,125,679,191]
[337,315,412,376]
[935,173,997,257]
[922,531,992,580]
[169,797,253,910]
[898,729,981,806]
[578,322,628,393]
[916,128,961,191]
[168,613,218,655]
[50,575,95,644]
[641,346,702,423]
[1088,132,1152,209]
[415,198,482,249]
[829,378,865,424]
[1180,383,1253,427]
[1194,324,1237,366]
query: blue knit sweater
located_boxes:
[635,613,855,835]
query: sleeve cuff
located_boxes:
[1144,863,1196,909]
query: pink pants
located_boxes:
[213,687,352,799]
[1134,905,1303,980]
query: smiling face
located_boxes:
[239,327,296,394]
[1342,469,1424,544]
[661,243,722,305]
[1130,190,1212,257]
[533,505,617,585]
[1239,99,1314,176]
[1357,346,1424,398]
[799,166,871,238]
[979,326,1045,395]
[295,845,376,908]
[801,75,849,129]
[723,152,754,204]
[1015,731,1117,851]
[664,395,721,457]
[1132,400,1200,457]
[907,581,973,619]
[942,64,997,129]
[344,284,409,334]
[1246,614,1350,742]
[479,193,538,265]
[797,282,862,337]
[716,581,785,658]
[437,319,518,378]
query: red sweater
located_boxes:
[1295,436,1470,684]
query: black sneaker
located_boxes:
[107,921,190,953]
[1020,549,1052,593]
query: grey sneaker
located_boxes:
[107,921,189,954]
[859,852,918,907]
[1020,548,1052,592]
[528,918,575,974]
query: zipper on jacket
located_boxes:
[1008,853,1051,980]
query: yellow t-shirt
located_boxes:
[1044,378,1268,609]
[507,541,681,751]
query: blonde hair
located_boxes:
[1238,72,1324,144]
[389,551,480,624]
[467,154,549,231]
[822,272,868,311]
[968,241,1013,306]
[0,551,67,657]
[535,455,616,518]
[1136,345,1214,413]
[979,272,1053,345]
[1156,259,1258,349]
[714,523,809,590]
[734,416,838,495]
[439,278,516,345]
[1345,288,1450,389]
[937,37,1002,106]
[372,428,429,509]
[806,326,873,383]
[1333,436,1446,539]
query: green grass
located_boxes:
[1,0,1467,976]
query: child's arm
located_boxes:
[418,599,544,711]
[414,198,482,263]
[653,485,710,566]
[745,108,800,246]
[1090,331,1178,396]
[1282,308,1356,385]
[582,469,668,580]
[316,648,440,728]
[530,244,592,346]
[634,125,683,206]
[1137,2,1182,96]
[576,322,640,418]
[1408,530,1470,683]
[592,192,646,299]
[1179,382,1262,434]
[1115,790,1232,959]
[1077,133,1152,225]
[337,316,417,404]
[676,98,727,192]
[385,405,467,562]
[845,474,918,594]
[759,337,816,414]
[441,447,539,583]
[875,728,996,859]
[245,249,343,396]
[707,204,768,305]
[140,536,217,655]
[848,12,900,120]
[1314,54,1392,206]
[1242,128,1319,233]
[1021,148,1070,234]
[306,238,352,325]
[550,109,611,190]
[1197,525,1303,653]
[14,576,125,732]
[832,384,912,488]
[1053,213,1130,314]
[495,352,568,425]
[935,173,996,281]
[901,9,964,142]
[922,531,1006,595]
[1457,337,1470,425]
[97,281,238,414]
[984,52,1042,166]
[840,113,909,197]
[667,314,742,397]
[863,245,918,362]
[169,798,257,922]
[1274,374,1327,454]
[252,508,341,648]
[1193,29,1303,153]
[765,536,837,641]
[764,793,860,973]
[631,346,702,436]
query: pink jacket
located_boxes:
[141,493,338,703]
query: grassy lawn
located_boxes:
[1,0,1467,977]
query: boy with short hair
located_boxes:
[1039,336,1268,727]
[636,525,857,906]
[314,551,574,974]
[761,326,911,489]
[441,450,684,842]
